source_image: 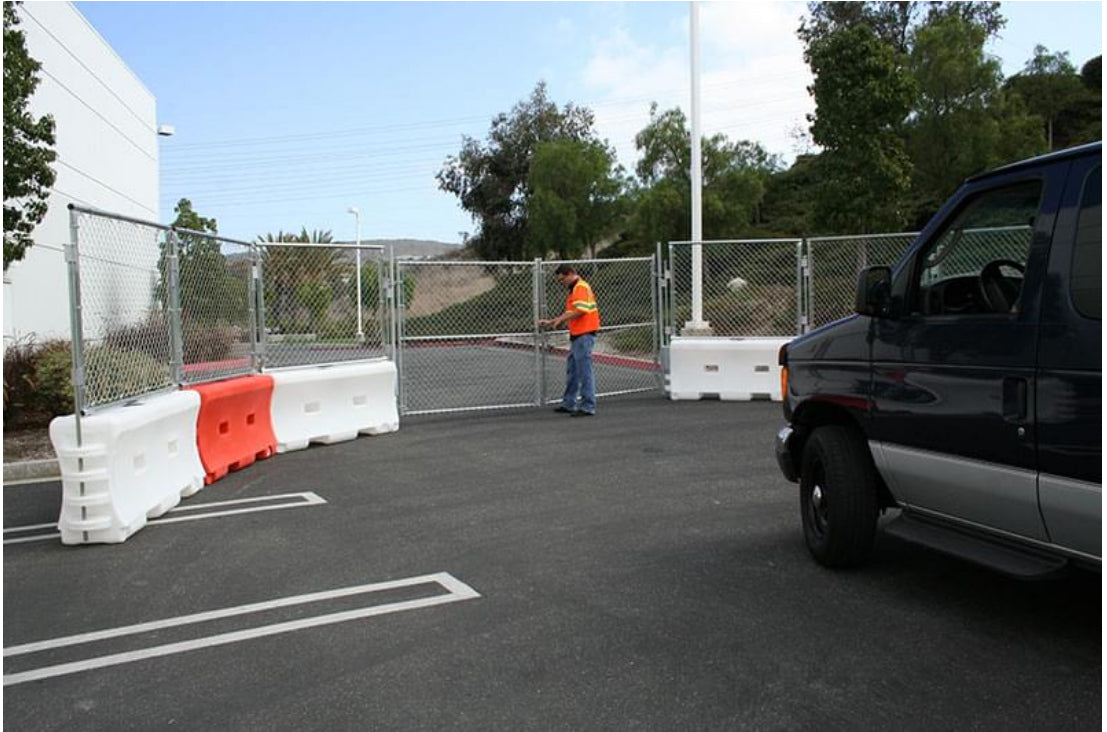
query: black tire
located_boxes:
[799,425,879,568]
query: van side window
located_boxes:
[912,181,1042,316]
[1071,166,1101,319]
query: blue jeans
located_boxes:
[562,333,596,414]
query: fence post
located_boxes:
[805,240,815,334]
[65,207,87,424]
[166,229,185,383]
[652,245,663,389]
[532,258,544,407]
[396,260,406,414]
[254,249,268,371]
[247,243,260,373]
[65,206,89,540]
[389,246,398,364]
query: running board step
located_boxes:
[883,515,1069,580]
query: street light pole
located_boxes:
[348,206,364,342]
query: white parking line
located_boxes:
[3,572,480,686]
[3,491,327,545]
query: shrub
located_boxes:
[33,342,77,417]
[34,342,172,415]
[84,346,171,406]
[103,314,171,363]
[182,323,238,363]
[3,337,70,428]
[102,314,237,365]
[318,314,357,342]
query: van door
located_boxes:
[1036,159,1101,560]
[869,162,1069,540]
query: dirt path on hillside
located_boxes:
[405,265,497,317]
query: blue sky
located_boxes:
[75,1,1102,244]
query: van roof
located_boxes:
[967,141,1101,183]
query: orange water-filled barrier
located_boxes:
[187,375,277,484]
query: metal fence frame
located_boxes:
[253,240,390,372]
[65,203,976,427]
[665,239,805,341]
[395,256,661,417]
[66,204,389,422]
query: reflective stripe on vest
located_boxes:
[566,278,600,336]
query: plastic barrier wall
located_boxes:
[187,375,278,484]
[667,336,790,401]
[49,390,206,545]
[270,361,399,453]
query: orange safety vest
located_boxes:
[566,277,600,336]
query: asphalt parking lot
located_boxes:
[4,394,1100,730]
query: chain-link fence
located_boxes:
[805,233,917,329]
[66,207,175,411]
[171,226,257,385]
[667,239,803,338]
[72,204,1026,419]
[66,205,390,415]
[396,257,660,416]
[257,242,388,370]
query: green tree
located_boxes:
[437,81,602,260]
[295,280,332,332]
[1081,55,1101,90]
[798,1,1003,57]
[528,139,624,259]
[623,105,780,250]
[257,228,339,332]
[4,2,57,269]
[1006,47,1099,151]
[806,24,915,233]
[757,154,824,237]
[348,261,415,312]
[170,199,248,326]
[904,16,1044,224]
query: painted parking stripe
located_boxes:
[2,491,327,545]
[3,572,480,686]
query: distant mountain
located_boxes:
[333,238,461,259]
[231,238,464,264]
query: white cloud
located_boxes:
[579,2,815,170]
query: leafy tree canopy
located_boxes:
[527,139,625,259]
[162,199,246,325]
[806,23,915,233]
[4,2,57,270]
[620,105,781,251]
[1005,46,1099,151]
[437,81,602,260]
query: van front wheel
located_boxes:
[799,425,878,568]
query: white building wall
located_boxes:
[4,2,159,344]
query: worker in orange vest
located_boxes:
[539,264,600,416]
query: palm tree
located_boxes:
[257,228,341,332]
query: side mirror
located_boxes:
[855,265,892,317]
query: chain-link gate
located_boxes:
[395,256,661,416]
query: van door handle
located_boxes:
[1002,377,1028,423]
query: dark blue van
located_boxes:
[775,143,1101,577]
